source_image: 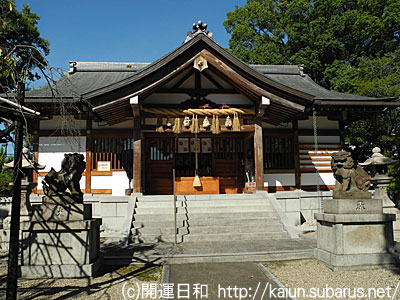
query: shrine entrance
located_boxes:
[144,133,247,195]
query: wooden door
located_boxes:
[213,136,244,193]
[145,135,174,194]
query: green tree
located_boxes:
[0,146,12,197]
[224,0,400,198]
[0,0,50,92]
[224,0,400,87]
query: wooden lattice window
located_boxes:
[264,136,294,169]
[92,137,134,170]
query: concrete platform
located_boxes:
[101,237,316,265]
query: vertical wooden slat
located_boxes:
[254,121,264,191]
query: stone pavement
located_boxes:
[102,237,316,265]
[164,262,291,300]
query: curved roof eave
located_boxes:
[82,34,315,103]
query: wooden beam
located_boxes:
[254,119,264,191]
[172,69,194,89]
[156,88,239,95]
[201,49,306,112]
[203,70,223,89]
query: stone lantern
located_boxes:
[359,147,398,209]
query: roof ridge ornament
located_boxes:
[185,20,213,43]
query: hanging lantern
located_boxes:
[202,116,211,129]
[183,116,191,128]
[225,115,232,129]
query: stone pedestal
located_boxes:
[315,198,396,271]
[19,195,102,278]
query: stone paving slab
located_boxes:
[165,262,291,300]
[102,238,317,265]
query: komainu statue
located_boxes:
[331,151,371,199]
[43,153,86,202]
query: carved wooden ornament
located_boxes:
[194,55,208,72]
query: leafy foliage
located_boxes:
[0,146,12,197]
[224,0,400,198]
[0,0,50,91]
[224,0,400,87]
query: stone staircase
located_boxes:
[130,193,290,243]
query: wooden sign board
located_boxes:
[97,161,111,171]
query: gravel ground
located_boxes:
[263,259,400,300]
[0,259,162,300]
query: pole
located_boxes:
[173,168,177,244]
[6,82,25,300]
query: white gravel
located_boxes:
[264,259,400,300]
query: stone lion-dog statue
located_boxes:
[331,151,371,199]
[43,153,86,202]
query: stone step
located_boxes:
[132,220,189,228]
[131,231,288,243]
[138,194,267,201]
[132,223,284,236]
[184,231,288,242]
[132,226,189,236]
[135,199,271,208]
[187,217,282,226]
[133,211,277,222]
[134,205,274,215]
[187,224,284,234]
[133,217,281,228]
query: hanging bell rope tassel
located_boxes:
[215,115,220,134]
[156,117,164,133]
[191,114,200,134]
[172,117,182,134]
[211,115,216,134]
[193,172,202,187]
[233,112,241,132]
[193,132,202,187]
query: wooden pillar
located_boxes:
[339,120,345,150]
[254,119,264,191]
[85,119,92,194]
[293,120,301,189]
[32,120,39,194]
[133,116,141,193]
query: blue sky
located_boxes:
[15,0,247,88]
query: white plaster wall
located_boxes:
[301,172,335,186]
[40,116,86,130]
[91,176,113,190]
[264,173,295,187]
[298,116,339,130]
[298,136,340,143]
[38,136,86,172]
[37,136,86,191]
[91,172,130,195]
